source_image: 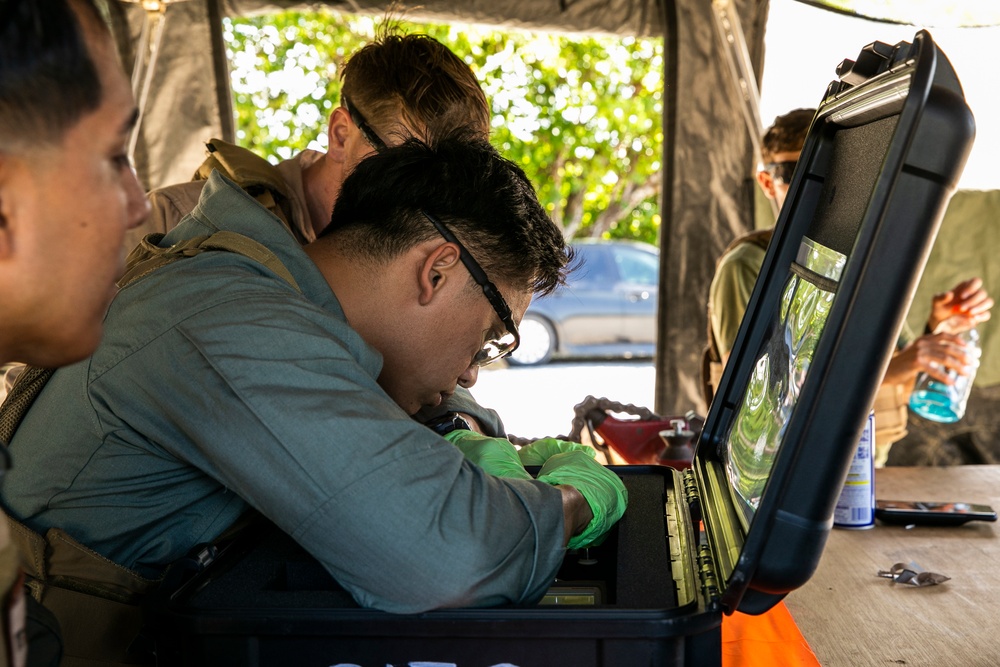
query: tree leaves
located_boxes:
[225,10,664,244]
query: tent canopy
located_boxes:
[799,1,1000,28]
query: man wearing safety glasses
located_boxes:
[0,135,628,641]
[706,108,993,466]
[111,29,510,441]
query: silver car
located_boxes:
[507,240,659,366]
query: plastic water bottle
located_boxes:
[909,327,980,423]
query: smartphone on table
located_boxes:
[875,499,998,526]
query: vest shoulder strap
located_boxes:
[193,139,295,227]
[1,230,300,449]
[721,227,774,257]
[118,230,302,294]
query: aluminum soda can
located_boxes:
[834,411,875,529]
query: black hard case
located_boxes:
[150,31,974,667]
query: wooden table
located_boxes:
[786,465,1000,666]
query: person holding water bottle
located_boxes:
[906,281,991,424]
[706,108,995,468]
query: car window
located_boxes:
[613,246,659,285]
[568,245,615,286]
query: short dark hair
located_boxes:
[761,108,815,163]
[0,0,106,150]
[322,133,569,296]
[340,30,491,144]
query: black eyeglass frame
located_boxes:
[342,95,387,150]
[420,210,521,365]
[764,160,798,185]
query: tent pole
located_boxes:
[206,0,235,143]
[654,0,767,416]
[711,0,777,219]
[126,1,173,162]
[653,0,679,417]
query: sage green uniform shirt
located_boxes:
[1,173,567,613]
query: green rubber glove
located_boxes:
[536,451,628,549]
[443,430,531,480]
[517,438,596,466]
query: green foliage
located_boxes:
[225,11,664,245]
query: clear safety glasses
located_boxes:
[765,160,798,185]
[421,210,521,366]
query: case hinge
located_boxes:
[681,468,702,525]
[697,543,723,610]
[685,468,722,609]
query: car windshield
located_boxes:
[613,247,658,284]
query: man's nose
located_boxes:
[458,365,479,389]
[125,166,151,230]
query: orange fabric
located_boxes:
[722,601,820,667]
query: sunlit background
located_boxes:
[761,0,1000,190]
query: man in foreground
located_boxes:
[0,0,150,662]
[0,0,149,368]
[0,134,626,659]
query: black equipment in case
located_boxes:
[150,31,974,667]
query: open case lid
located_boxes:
[696,30,975,615]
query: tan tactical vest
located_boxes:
[194,139,298,233]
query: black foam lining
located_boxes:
[613,473,675,608]
[184,469,677,611]
[807,115,899,255]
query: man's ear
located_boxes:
[756,168,777,201]
[327,106,351,163]
[417,242,463,306]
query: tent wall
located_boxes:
[110,0,233,190]
[225,0,670,37]
[891,189,1000,466]
[656,0,768,415]
[907,189,1000,386]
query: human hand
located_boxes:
[928,277,994,334]
[517,438,597,466]
[882,332,977,389]
[443,430,531,480]
[536,451,627,549]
